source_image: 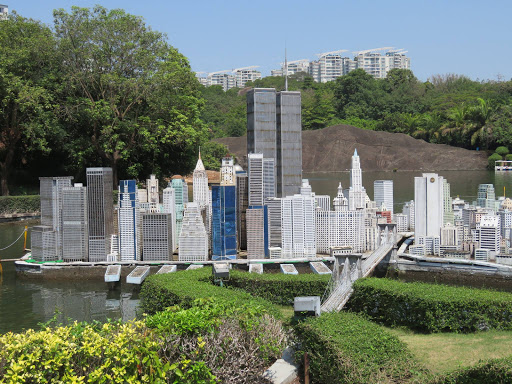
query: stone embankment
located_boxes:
[216,124,488,172]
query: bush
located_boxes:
[225,269,330,305]
[0,320,187,383]
[506,154,512,161]
[0,195,40,215]
[495,146,509,156]
[488,153,502,169]
[434,356,512,383]
[139,267,279,318]
[146,298,287,383]
[349,278,512,333]
[294,312,430,384]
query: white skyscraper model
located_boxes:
[478,215,500,255]
[179,202,208,261]
[163,185,177,253]
[348,149,366,211]
[414,173,444,238]
[333,183,348,211]
[374,180,393,215]
[220,156,236,186]
[193,150,209,208]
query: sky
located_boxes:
[8,0,512,81]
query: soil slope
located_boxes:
[215,125,488,172]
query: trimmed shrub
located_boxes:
[434,356,512,383]
[488,153,502,169]
[146,298,287,383]
[506,154,512,161]
[495,146,509,156]
[349,278,512,333]
[139,267,280,318]
[225,269,330,305]
[0,195,40,215]
[294,311,430,384]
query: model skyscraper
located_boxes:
[87,168,114,262]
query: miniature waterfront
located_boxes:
[1,169,512,334]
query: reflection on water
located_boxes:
[0,220,140,333]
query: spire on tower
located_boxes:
[354,148,358,157]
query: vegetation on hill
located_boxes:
[203,70,512,155]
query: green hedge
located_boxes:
[225,269,330,305]
[0,195,40,215]
[434,356,512,383]
[294,312,430,384]
[349,278,512,333]
[139,267,280,318]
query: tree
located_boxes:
[0,14,59,195]
[54,6,205,184]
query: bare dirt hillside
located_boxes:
[215,125,488,172]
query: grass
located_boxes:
[387,326,512,374]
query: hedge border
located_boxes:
[349,278,512,333]
[225,270,330,305]
[294,311,430,384]
[0,195,40,215]
[139,267,280,318]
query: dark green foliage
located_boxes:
[0,195,40,214]
[349,278,512,333]
[495,146,509,156]
[225,269,330,305]
[506,154,512,161]
[488,153,503,169]
[434,356,512,384]
[199,141,229,171]
[139,267,279,318]
[294,311,430,383]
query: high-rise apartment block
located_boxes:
[374,180,393,215]
[178,202,208,261]
[196,67,262,91]
[272,48,410,83]
[414,173,444,238]
[0,4,7,20]
[118,180,141,261]
[142,213,173,261]
[61,183,88,262]
[87,168,114,262]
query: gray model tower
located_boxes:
[247,88,277,162]
[276,91,302,197]
[87,167,114,262]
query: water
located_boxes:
[1,170,511,333]
[305,170,512,212]
[0,220,139,334]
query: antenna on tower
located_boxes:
[284,44,288,91]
